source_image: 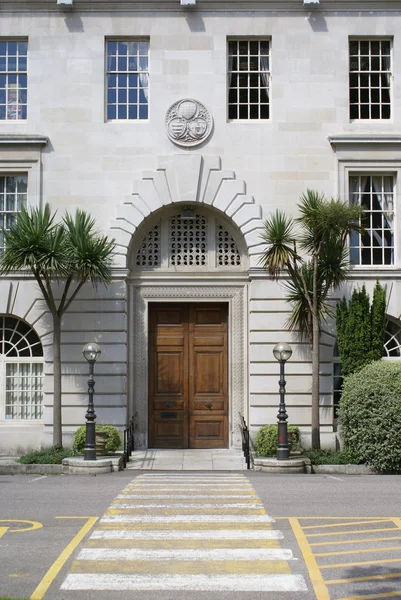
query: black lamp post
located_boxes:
[273,342,292,461]
[82,342,101,461]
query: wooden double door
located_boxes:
[148,303,228,449]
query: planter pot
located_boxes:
[95,430,108,456]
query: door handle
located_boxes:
[205,402,212,409]
[164,402,173,408]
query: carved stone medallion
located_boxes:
[166,99,213,147]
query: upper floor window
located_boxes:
[349,174,394,266]
[349,39,391,120]
[0,40,27,121]
[0,174,27,255]
[0,316,43,421]
[106,40,149,121]
[228,40,270,120]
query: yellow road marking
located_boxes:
[337,592,401,600]
[70,558,291,575]
[30,516,98,600]
[9,573,30,578]
[392,518,401,530]
[289,517,330,600]
[326,572,401,585]
[307,528,400,538]
[303,519,392,530]
[0,527,8,538]
[315,546,401,557]
[310,536,401,547]
[0,520,42,532]
[320,557,401,569]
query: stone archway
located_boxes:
[110,154,265,449]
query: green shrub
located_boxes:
[72,424,122,455]
[255,425,301,457]
[338,360,401,473]
[302,448,361,465]
[18,446,72,464]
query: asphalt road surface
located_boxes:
[0,471,400,600]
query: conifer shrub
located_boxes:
[255,425,301,457]
[339,360,401,473]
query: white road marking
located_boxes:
[111,503,264,509]
[28,475,47,483]
[100,514,273,523]
[77,548,294,561]
[90,529,284,540]
[61,573,308,591]
[116,494,257,499]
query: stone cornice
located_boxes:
[0,134,49,146]
[1,1,400,13]
[329,134,401,148]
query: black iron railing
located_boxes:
[123,416,135,468]
[239,414,251,469]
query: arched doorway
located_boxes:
[128,204,249,450]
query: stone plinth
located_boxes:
[253,457,310,474]
[63,458,113,475]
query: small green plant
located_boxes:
[302,448,361,465]
[255,425,301,457]
[18,446,72,464]
[72,424,122,455]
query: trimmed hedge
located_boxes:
[255,425,301,457]
[339,360,401,473]
[72,424,122,454]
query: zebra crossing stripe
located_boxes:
[117,494,257,499]
[77,548,293,561]
[61,573,308,591]
[111,503,264,509]
[89,529,284,540]
[100,514,274,523]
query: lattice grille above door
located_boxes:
[134,211,243,271]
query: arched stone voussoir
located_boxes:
[132,179,164,213]
[231,205,262,230]
[202,170,236,206]
[119,201,151,228]
[211,179,247,213]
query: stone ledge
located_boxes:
[253,457,310,474]
[312,464,377,475]
[62,458,113,475]
[0,454,124,475]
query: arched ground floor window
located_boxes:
[0,316,43,421]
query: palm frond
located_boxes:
[259,210,298,278]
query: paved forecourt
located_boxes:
[60,473,308,595]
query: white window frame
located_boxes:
[329,135,401,271]
[227,37,271,122]
[349,172,395,267]
[349,37,392,122]
[105,38,149,122]
[0,38,28,123]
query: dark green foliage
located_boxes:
[371,281,387,361]
[336,282,386,377]
[302,448,361,465]
[72,424,122,454]
[18,446,72,464]
[339,361,401,473]
[255,425,301,457]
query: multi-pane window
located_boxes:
[106,40,149,121]
[349,174,395,266]
[0,40,27,121]
[349,39,391,120]
[332,342,342,424]
[0,174,27,255]
[228,40,270,120]
[0,316,43,421]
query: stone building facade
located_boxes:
[0,0,400,453]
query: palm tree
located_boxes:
[260,190,363,449]
[0,204,115,447]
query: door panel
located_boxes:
[149,305,189,448]
[148,303,228,449]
